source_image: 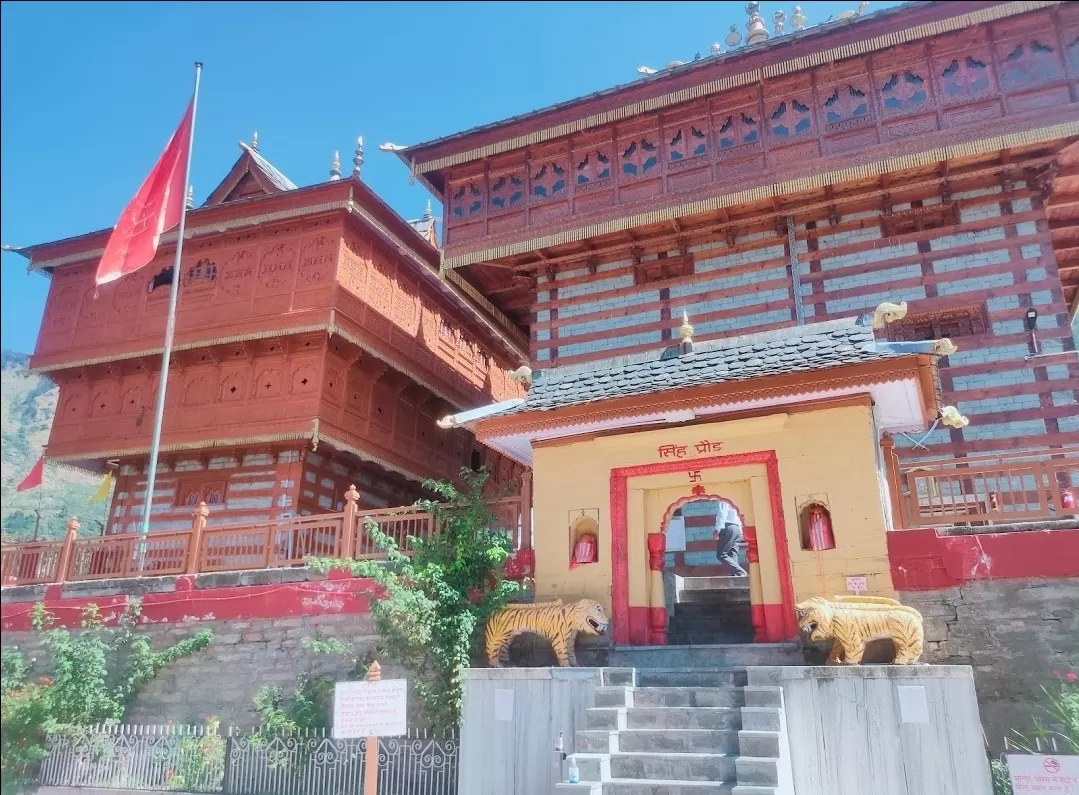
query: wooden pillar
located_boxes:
[341,484,360,559]
[364,661,382,795]
[519,470,533,551]
[187,502,209,575]
[881,434,904,529]
[56,516,80,583]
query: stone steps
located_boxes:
[587,706,743,731]
[609,643,803,669]
[574,751,735,782]
[577,729,741,754]
[594,686,745,708]
[556,779,734,795]
[557,660,795,795]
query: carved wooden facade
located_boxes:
[398,1,1078,465]
[412,2,1078,270]
[20,165,528,526]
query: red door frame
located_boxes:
[608,450,797,644]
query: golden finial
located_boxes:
[679,311,695,341]
[251,132,259,151]
[330,150,341,181]
[773,9,786,35]
[423,199,433,220]
[746,2,769,46]
[352,136,364,179]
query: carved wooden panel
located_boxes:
[436,8,1075,264]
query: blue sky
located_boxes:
[0,0,901,354]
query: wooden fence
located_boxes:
[896,446,1079,528]
[1,484,528,587]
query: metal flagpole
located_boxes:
[141,62,203,539]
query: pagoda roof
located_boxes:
[204,141,297,206]
[394,1,1038,189]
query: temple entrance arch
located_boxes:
[659,495,754,645]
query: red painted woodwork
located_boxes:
[0,573,379,632]
[646,532,665,571]
[609,450,797,645]
[434,5,1078,263]
[888,525,1079,591]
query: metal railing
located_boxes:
[898,446,1079,528]
[1,489,530,587]
[37,724,459,795]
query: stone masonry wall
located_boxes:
[1,612,390,729]
[902,577,1079,750]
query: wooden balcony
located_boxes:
[1,484,532,588]
[892,446,1079,529]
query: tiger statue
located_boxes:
[795,595,925,665]
[485,599,609,667]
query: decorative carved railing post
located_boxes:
[364,661,382,795]
[187,502,209,575]
[341,485,360,559]
[520,470,533,551]
[56,516,80,583]
[880,434,905,529]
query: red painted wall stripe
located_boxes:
[0,573,378,632]
[888,527,1079,591]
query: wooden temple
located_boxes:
[409,0,1079,644]
[12,137,529,538]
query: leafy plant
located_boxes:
[165,717,225,793]
[0,601,212,792]
[309,468,525,729]
[1008,670,1078,754]
[988,670,1078,795]
[250,634,378,744]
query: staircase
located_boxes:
[555,665,794,795]
[668,576,754,645]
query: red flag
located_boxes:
[17,455,44,492]
[94,99,194,286]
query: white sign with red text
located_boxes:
[333,679,407,739]
[1007,754,1079,795]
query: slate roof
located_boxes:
[239,142,297,192]
[513,315,911,415]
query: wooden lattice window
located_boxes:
[881,202,960,237]
[886,304,989,342]
[175,480,227,507]
[634,252,694,286]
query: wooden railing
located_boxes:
[1,482,532,588]
[895,446,1079,528]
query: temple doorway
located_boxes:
[662,498,754,645]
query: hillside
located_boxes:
[1,350,101,541]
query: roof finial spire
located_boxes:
[251,131,259,151]
[352,136,364,179]
[330,150,341,181]
[679,311,695,354]
[423,199,433,220]
[679,310,695,341]
[185,185,194,210]
[746,2,769,46]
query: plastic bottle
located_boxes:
[567,757,580,784]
